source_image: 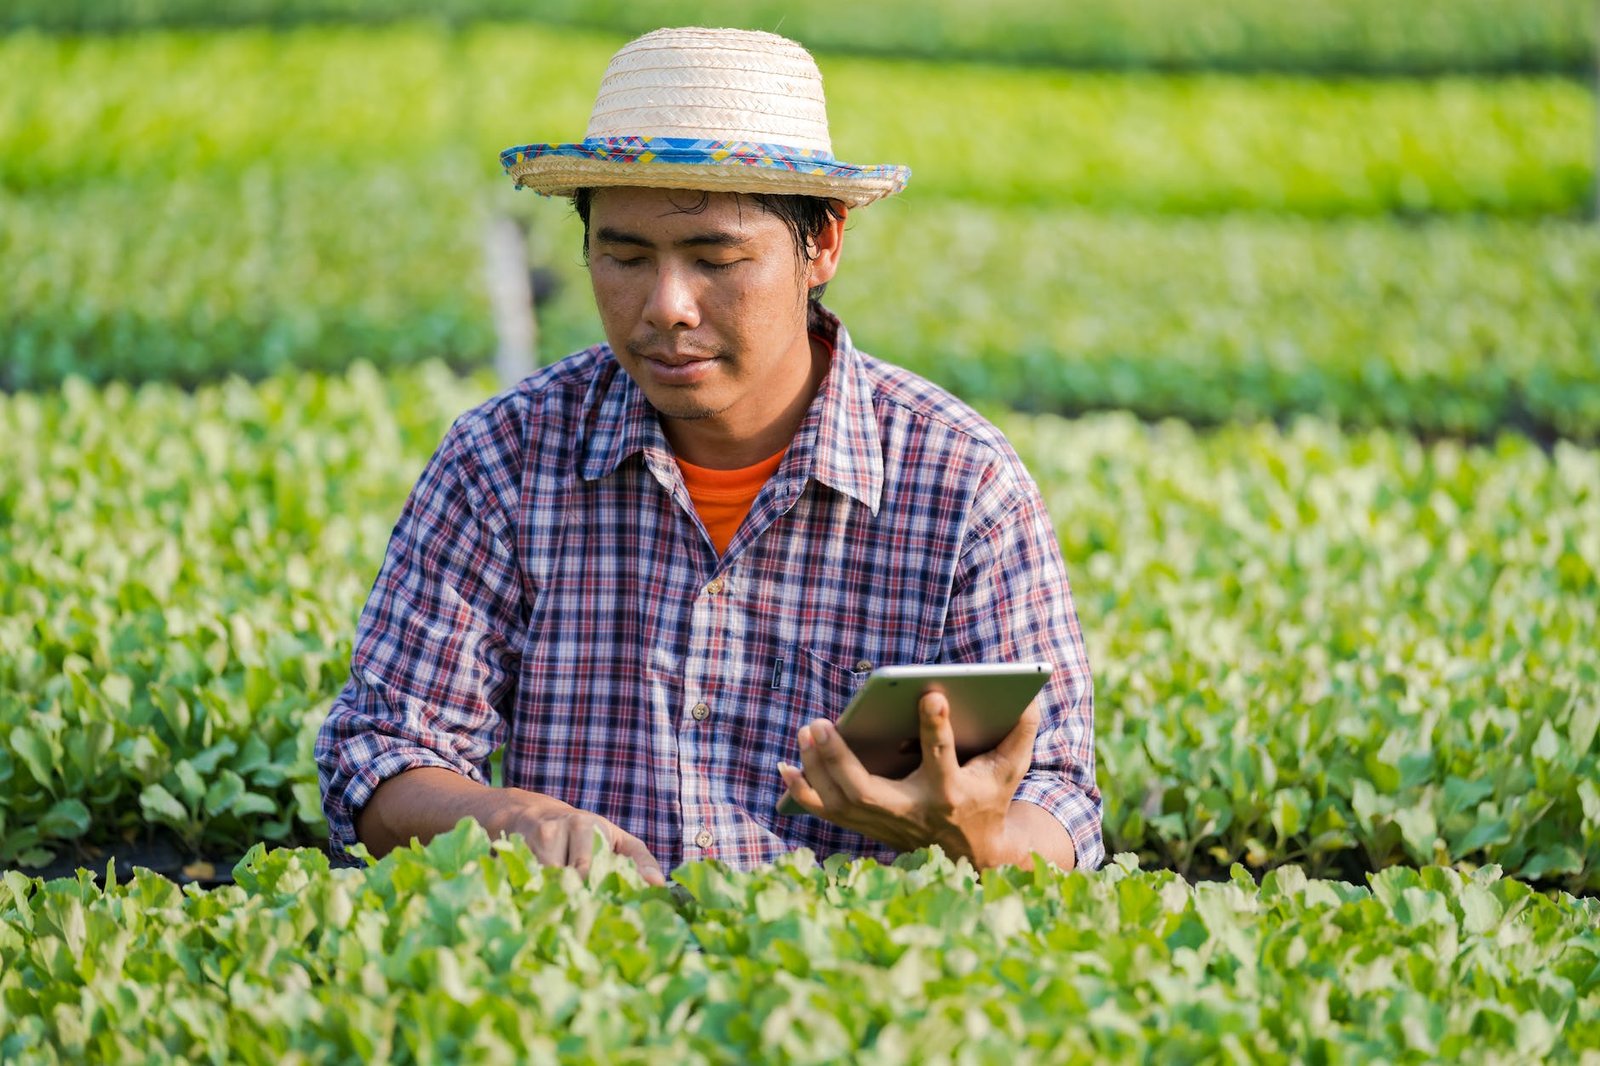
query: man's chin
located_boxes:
[625,367,733,423]
[648,396,729,423]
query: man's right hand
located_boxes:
[356,767,667,886]
[497,800,667,886]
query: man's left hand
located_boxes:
[777,690,1039,868]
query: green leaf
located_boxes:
[9,727,56,790]
[244,665,275,713]
[1457,816,1512,853]
[203,770,245,816]
[1459,883,1503,935]
[1519,845,1583,881]
[1530,721,1561,764]
[37,798,91,840]
[101,672,134,711]
[1579,780,1600,827]
[139,783,190,825]
[174,760,206,807]
[1270,788,1308,840]
[188,739,238,775]
[231,792,279,818]
[233,734,273,777]
[1568,697,1599,757]
[1394,805,1438,860]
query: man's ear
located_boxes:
[805,203,849,290]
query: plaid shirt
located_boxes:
[316,306,1102,872]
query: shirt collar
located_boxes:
[578,353,671,483]
[578,304,884,515]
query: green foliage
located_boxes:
[1,26,1589,215]
[839,209,1600,444]
[0,364,487,866]
[3,367,1597,890]
[0,171,497,390]
[2,823,1598,1062]
[1010,413,1600,888]
[9,167,1598,440]
[2,0,1592,76]
[5,25,1594,436]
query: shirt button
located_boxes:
[854,659,873,672]
[704,577,725,596]
[691,701,710,721]
[694,829,713,849]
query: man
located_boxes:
[315,27,1102,884]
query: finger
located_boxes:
[804,718,878,805]
[979,698,1043,783]
[528,818,567,868]
[777,760,825,815]
[607,825,668,887]
[798,721,849,811]
[918,691,961,782]
[566,819,600,877]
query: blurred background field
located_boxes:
[7,0,1595,75]
[2,2,1598,890]
[3,21,1597,437]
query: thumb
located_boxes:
[607,824,668,886]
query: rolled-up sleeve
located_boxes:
[939,464,1103,872]
[315,412,527,863]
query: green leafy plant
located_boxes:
[0,363,487,867]
[3,366,1596,888]
[2,0,1592,76]
[7,176,1599,441]
[1,821,1597,1062]
[1010,412,1600,887]
[1,25,1588,214]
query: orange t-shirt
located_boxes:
[676,447,787,555]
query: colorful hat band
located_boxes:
[501,136,911,187]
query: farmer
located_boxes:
[315,27,1101,884]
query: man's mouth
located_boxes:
[643,353,716,368]
[630,346,723,386]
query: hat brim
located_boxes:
[500,137,910,208]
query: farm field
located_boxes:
[2,365,1596,888]
[3,5,1599,1061]
[11,176,1597,438]
[7,0,1593,75]
[3,26,1589,213]
[3,823,1599,1062]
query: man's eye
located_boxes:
[701,260,739,272]
[606,255,646,268]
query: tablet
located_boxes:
[776,662,1053,815]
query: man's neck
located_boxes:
[662,334,831,470]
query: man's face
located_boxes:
[586,187,840,453]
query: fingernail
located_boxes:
[777,760,798,779]
[812,720,832,745]
[799,727,813,751]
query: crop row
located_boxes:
[8,174,1599,442]
[3,824,1598,1063]
[3,0,1592,76]
[2,26,1590,215]
[3,365,1596,888]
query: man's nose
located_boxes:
[642,262,700,332]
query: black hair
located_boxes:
[571,188,845,303]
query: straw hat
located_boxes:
[500,27,910,208]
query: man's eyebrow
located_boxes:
[593,227,751,250]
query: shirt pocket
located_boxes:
[729,643,869,777]
[794,644,873,723]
